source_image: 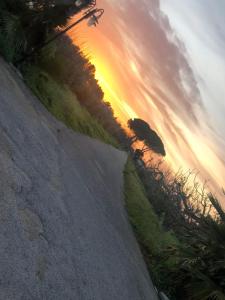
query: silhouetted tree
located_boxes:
[128,118,166,156]
[0,0,95,61]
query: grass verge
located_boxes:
[24,66,119,148]
[124,159,179,297]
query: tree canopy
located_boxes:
[0,0,95,62]
[128,118,166,156]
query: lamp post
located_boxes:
[15,4,104,66]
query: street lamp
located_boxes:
[75,0,83,6]
[87,8,104,27]
[15,3,104,66]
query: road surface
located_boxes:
[0,57,158,300]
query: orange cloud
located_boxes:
[69,0,225,204]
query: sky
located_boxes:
[70,0,225,204]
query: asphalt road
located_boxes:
[0,58,158,300]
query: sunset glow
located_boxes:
[69,0,225,204]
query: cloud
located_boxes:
[87,0,225,200]
[101,0,204,125]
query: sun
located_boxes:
[86,55,135,122]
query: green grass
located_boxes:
[124,159,179,296]
[24,66,119,148]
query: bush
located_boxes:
[124,159,179,298]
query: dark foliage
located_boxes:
[0,0,130,147]
[38,34,130,146]
[128,118,166,156]
[137,160,225,300]
[0,0,94,61]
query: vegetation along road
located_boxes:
[0,58,159,299]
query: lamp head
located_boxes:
[86,8,104,27]
[75,0,83,6]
